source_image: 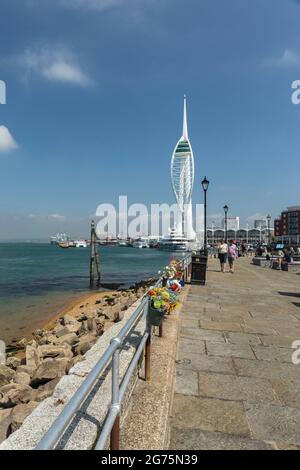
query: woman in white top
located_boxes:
[218,239,228,273]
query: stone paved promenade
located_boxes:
[169,257,300,450]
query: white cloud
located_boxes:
[266,49,300,67]
[48,213,67,221]
[0,126,19,153]
[19,46,93,87]
[27,213,67,222]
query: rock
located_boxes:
[0,384,33,408]
[31,358,69,387]
[56,333,79,346]
[5,357,21,370]
[45,334,59,344]
[54,322,81,337]
[60,314,80,326]
[102,305,122,322]
[14,372,31,386]
[114,310,124,322]
[10,401,39,432]
[37,344,73,361]
[25,340,39,369]
[31,378,60,402]
[77,314,87,323]
[32,329,45,338]
[0,365,16,387]
[87,317,97,332]
[73,335,96,356]
[16,365,35,378]
[17,338,28,349]
[0,408,12,442]
[78,320,88,336]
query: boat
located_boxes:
[118,240,128,247]
[57,241,69,249]
[158,228,190,252]
[74,240,88,248]
[99,237,119,246]
[50,233,69,245]
[132,237,150,249]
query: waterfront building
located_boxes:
[222,216,240,231]
[207,227,270,244]
[274,205,300,245]
[254,219,267,229]
[171,96,196,240]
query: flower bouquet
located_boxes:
[147,287,171,326]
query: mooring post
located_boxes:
[89,220,101,288]
[89,220,95,288]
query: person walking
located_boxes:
[218,239,228,273]
[228,240,238,273]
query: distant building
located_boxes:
[254,219,267,229]
[222,216,239,231]
[207,227,269,244]
[274,206,300,245]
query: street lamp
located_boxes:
[223,205,229,242]
[201,176,210,253]
[267,214,271,246]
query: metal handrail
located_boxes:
[35,253,191,450]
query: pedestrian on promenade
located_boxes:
[277,249,284,270]
[228,240,238,273]
[241,243,246,257]
[218,239,228,273]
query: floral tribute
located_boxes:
[148,258,185,314]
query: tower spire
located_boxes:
[182,94,188,140]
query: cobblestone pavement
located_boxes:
[169,257,300,450]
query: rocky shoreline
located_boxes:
[0,278,156,443]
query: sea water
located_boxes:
[0,243,175,342]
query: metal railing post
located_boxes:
[110,338,121,450]
[145,303,151,382]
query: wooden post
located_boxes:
[110,415,120,450]
[89,220,100,288]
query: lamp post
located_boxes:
[267,214,271,246]
[201,176,210,254]
[223,205,229,242]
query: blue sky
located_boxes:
[1,0,300,238]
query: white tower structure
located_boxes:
[171,96,196,240]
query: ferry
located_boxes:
[132,237,150,249]
[74,240,88,248]
[158,228,190,252]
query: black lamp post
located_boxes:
[223,205,229,242]
[201,176,210,253]
[267,214,271,246]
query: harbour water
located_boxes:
[0,243,175,343]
